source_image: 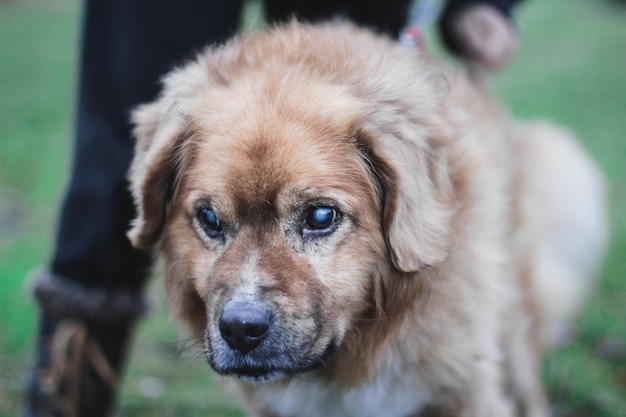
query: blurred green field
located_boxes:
[1,0,625,416]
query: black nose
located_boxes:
[219,301,271,353]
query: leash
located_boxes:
[399,0,439,52]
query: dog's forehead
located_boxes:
[182,89,375,217]
[191,125,365,208]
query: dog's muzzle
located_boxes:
[206,297,338,382]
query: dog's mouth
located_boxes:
[207,334,338,382]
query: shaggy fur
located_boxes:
[127,22,607,417]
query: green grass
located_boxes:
[0,1,78,413]
[1,0,625,415]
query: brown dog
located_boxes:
[128,22,607,417]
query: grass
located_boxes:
[1,0,625,415]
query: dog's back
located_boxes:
[513,122,608,345]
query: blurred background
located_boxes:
[0,0,624,416]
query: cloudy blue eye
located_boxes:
[198,207,222,237]
[304,206,339,236]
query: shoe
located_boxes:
[23,273,145,417]
[23,314,133,417]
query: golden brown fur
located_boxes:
[128,22,607,417]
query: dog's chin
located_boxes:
[206,336,338,383]
[223,366,288,383]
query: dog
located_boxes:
[127,22,607,417]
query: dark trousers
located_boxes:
[51,0,410,293]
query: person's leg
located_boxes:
[24,1,243,416]
[345,0,411,37]
[264,0,340,24]
[264,0,410,37]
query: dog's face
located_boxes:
[165,83,389,382]
[128,24,454,383]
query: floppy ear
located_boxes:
[126,46,234,248]
[358,124,455,272]
[127,99,189,248]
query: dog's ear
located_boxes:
[127,99,190,248]
[358,124,455,273]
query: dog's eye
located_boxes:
[198,206,223,237]
[304,206,339,236]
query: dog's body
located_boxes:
[128,22,607,417]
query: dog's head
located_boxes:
[128,23,454,383]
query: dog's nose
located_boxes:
[219,300,271,353]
